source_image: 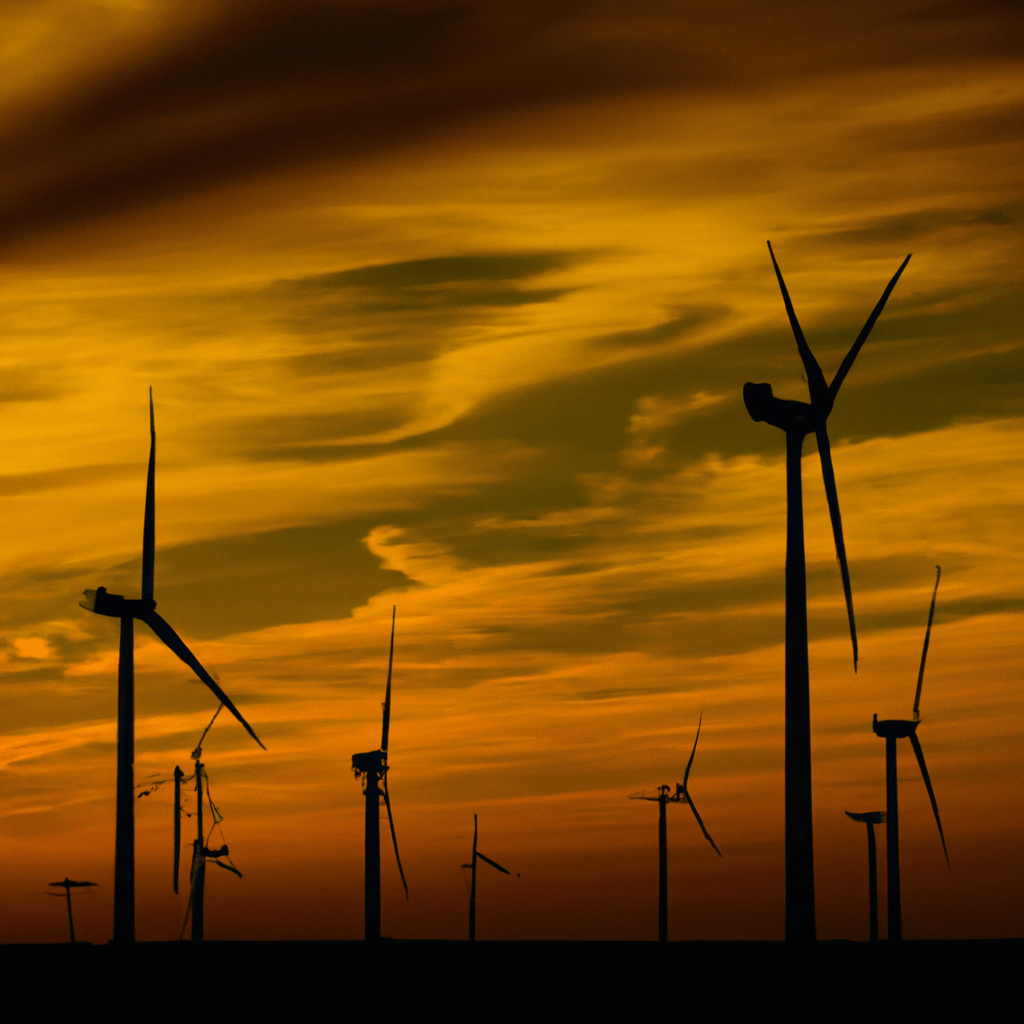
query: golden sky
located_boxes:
[1,0,1022,943]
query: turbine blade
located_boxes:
[816,426,858,671]
[913,566,941,721]
[381,606,395,753]
[683,713,703,792]
[209,859,243,878]
[139,610,265,750]
[476,852,511,875]
[194,703,224,756]
[829,254,912,401]
[684,792,722,857]
[142,388,156,603]
[382,773,409,899]
[909,731,949,866]
[767,241,830,409]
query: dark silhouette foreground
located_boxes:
[3,939,1017,1019]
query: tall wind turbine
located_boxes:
[351,607,408,941]
[872,565,948,941]
[743,242,911,940]
[844,811,885,942]
[47,878,97,943]
[80,391,264,943]
[629,716,721,943]
[461,814,514,941]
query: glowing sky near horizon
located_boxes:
[1,0,1022,943]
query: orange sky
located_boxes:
[1,1,1022,943]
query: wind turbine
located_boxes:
[629,716,721,943]
[47,878,97,943]
[460,814,515,941]
[173,704,243,943]
[80,390,264,943]
[351,607,408,941]
[872,565,948,941]
[743,242,911,940]
[844,811,885,941]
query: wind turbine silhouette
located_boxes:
[461,814,515,941]
[844,810,885,942]
[173,704,243,943]
[743,242,911,940]
[47,878,97,943]
[80,391,264,943]
[629,716,721,943]
[872,565,948,941]
[351,607,408,941]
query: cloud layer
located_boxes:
[0,0,1022,943]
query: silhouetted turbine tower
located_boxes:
[844,811,885,942]
[743,243,911,941]
[630,716,721,942]
[174,704,243,943]
[80,391,264,943]
[351,607,408,941]
[873,566,948,941]
[47,878,97,943]
[461,814,515,941]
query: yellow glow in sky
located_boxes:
[1,1,1022,943]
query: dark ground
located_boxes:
[4,939,1019,1020]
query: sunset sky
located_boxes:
[1,0,1022,944]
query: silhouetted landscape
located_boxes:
[2,4,1021,1000]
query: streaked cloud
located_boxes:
[0,0,1022,944]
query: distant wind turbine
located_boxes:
[174,703,243,943]
[47,878,97,943]
[630,716,721,943]
[844,810,885,942]
[351,607,408,941]
[743,242,911,941]
[872,565,948,941]
[80,391,264,943]
[461,814,515,941]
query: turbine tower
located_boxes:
[743,243,911,940]
[351,607,408,941]
[844,811,885,941]
[872,566,948,940]
[629,716,721,942]
[461,814,513,941]
[80,391,264,943]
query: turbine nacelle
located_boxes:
[742,382,823,435]
[80,587,156,618]
[352,748,385,781]
[872,715,919,740]
[845,810,885,825]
